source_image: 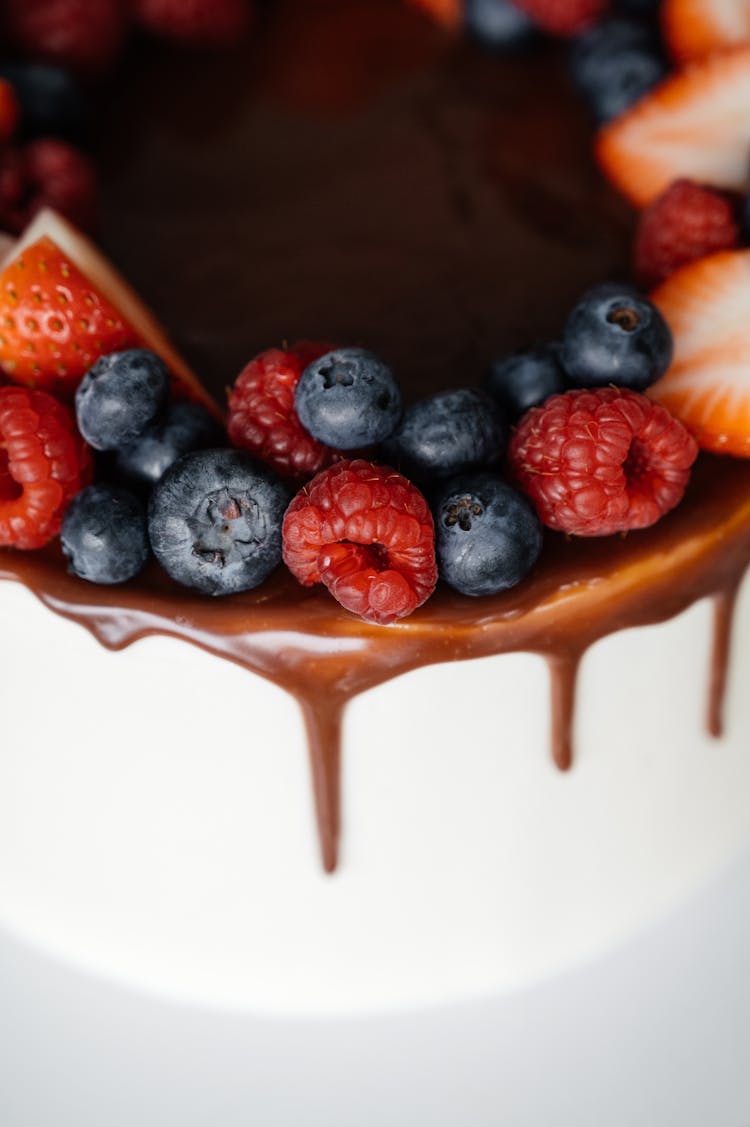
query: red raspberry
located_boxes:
[283,459,438,625]
[511,0,606,36]
[509,387,697,537]
[0,385,93,550]
[6,0,127,77]
[0,80,20,145]
[228,342,337,482]
[131,0,252,46]
[634,179,740,289]
[0,140,97,236]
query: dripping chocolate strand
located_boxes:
[547,649,584,772]
[299,695,344,873]
[707,579,743,740]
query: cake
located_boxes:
[1,0,750,1105]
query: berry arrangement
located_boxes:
[0,0,748,625]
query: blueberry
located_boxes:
[115,401,225,488]
[484,344,566,421]
[295,347,402,449]
[148,449,290,596]
[464,0,536,51]
[61,484,149,585]
[0,63,89,143]
[561,283,673,392]
[381,388,505,482]
[569,18,667,124]
[434,472,542,597]
[76,349,170,452]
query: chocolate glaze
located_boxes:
[2,1,750,871]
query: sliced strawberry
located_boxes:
[664,0,750,63]
[597,46,750,207]
[649,249,750,457]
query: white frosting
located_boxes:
[0,573,749,1017]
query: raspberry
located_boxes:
[509,387,697,537]
[228,342,337,481]
[0,80,20,145]
[131,0,252,46]
[511,0,606,37]
[634,179,740,289]
[0,385,93,550]
[0,139,97,236]
[6,0,127,77]
[283,459,438,624]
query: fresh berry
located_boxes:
[131,0,252,45]
[484,344,567,420]
[649,249,750,457]
[0,81,21,145]
[561,283,672,391]
[511,0,607,37]
[465,0,537,49]
[0,237,141,395]
[597,46,750,207]
[75,349,169,452]
[663,0,750,64]
[149,448,289,596]
[0,384,92,549]
[381,388,505,482]
[0,64,90,144]
[434,471,542,596]
[61,483,149,584]
[569,17,667,124]
[282,460,437,625]
[115,401,224,487]
[509,387,697,536]
[634,178,740,288]
[295,347,402,450]
[5,0,128,77]
[227,342,337,481]
[0,139,97,235]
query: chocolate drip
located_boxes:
[300,696,343,873]
[547,650,583,772]
[707,579,742,739]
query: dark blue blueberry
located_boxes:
[561,283,673,392]
[381,388,505,482]
[115,401,225,488]
[434,472,542,597]
[0,63,89,143]
[61,484,149,585]
[148,449,289,596]
[464,0,536,51]
[76,349,170,452]
[569,18,667,124]
[295,347,402,449]
[484,344,566,420]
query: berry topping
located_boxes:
[509,387,698,536]
[116,401,225,488]
[149,449,289,596]
[561,283,672,391]
[6,0,128,77]
[434,472,543,596]
[0,236,141,396]
[465,0,537,49]
[61,484,149,584]
[282,460,437,624]
[227,342,336,481]
[511,0,607,37]
[0,384,92,549]
[597,46,750,207]
[0,63,89,144]
[75,349,169,452]
[569,17,667,124]
[295,347,402,450]
[382,388,505,482]
[484,343,567,420]
[0,139,98,235]
[649,249,750,457]
[634,178,741,288]
[663,0,750,64]
[131,0,253,46]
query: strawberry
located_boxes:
[663,0,750,64]
[0,236,141,396]
[597,46,750,208]
[649,249,750,457]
